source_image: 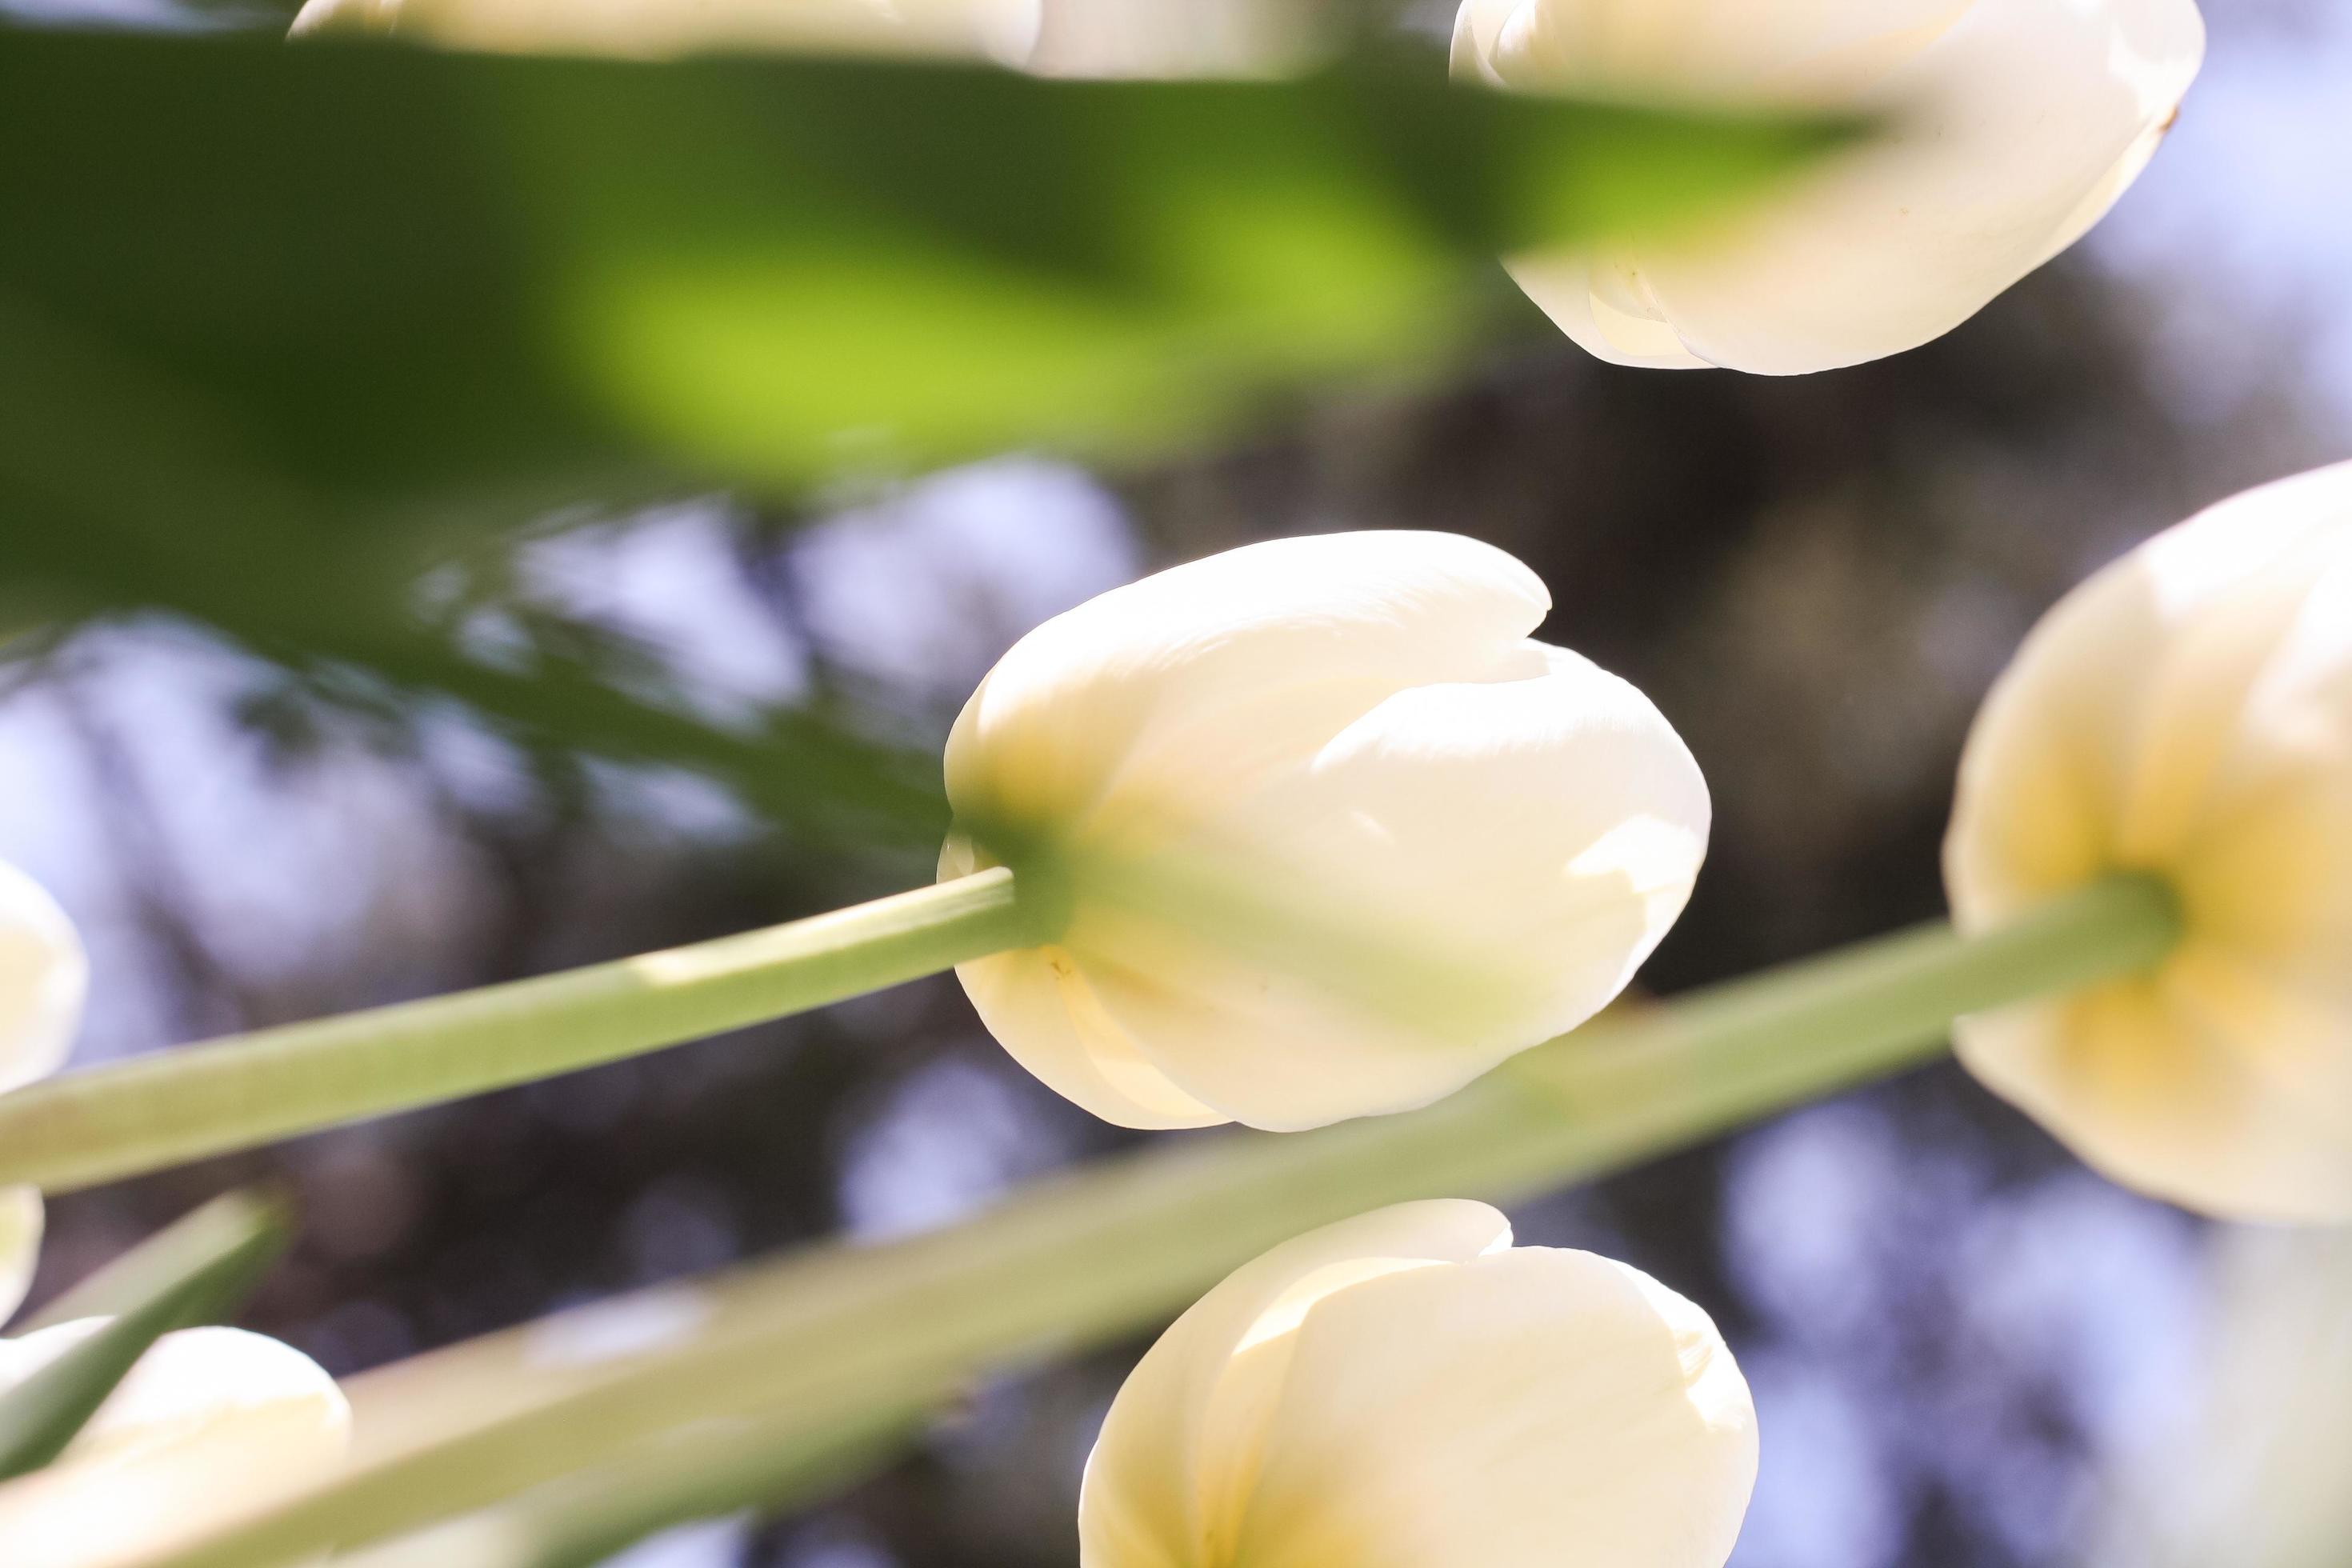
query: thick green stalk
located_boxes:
[0,870,1030,1193]
[333,1403,932,1568]
[131,876,2178,1568]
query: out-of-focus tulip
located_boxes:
[940,531,1709,1132]
[0,1187,41,1331]
[289,0,1041,62]
[0,859,79,1101]
[0,1321,352,1567]
[1946,462,2352,1222]
[288,0,1323,75]
[1451,0,2205,374]
[1080,1199,1758,1567]
[2097,1227,2352,1567]
[1022,0,1327,78]
[0,860,86,1323]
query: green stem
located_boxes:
[130,876,2178,1568]
[0,870,1031,1193]
[332,1402,931,1568]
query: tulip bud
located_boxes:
[1080,1200,1757,1567]
[1451,0,2206,374]
[941,531,1709,1132]
[1946,462,2352,1222]
[1,861,86,1324]
[0,1321,352,1566]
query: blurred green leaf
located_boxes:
[0,286,947,846]
[0,28,1850,845]
[0,1191,289,1482]
[21,1190,286,1333]
[0,29,1847,519]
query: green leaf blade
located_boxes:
[0,30,1857,518]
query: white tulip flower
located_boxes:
[1081,1200,1758,1567]
[1452,0,2206,374]
[941,531,1709,1132]
[0,860,87,1324]
[289,0,1322,76]
[0,1321,352,1567]
[1946,462,2352,1222]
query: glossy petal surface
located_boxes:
[0,1322,352,1568]
[946,533,1706,1130]
[1081,1200,1757,1568]
[1456,0,2206,374]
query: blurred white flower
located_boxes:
[0,859,86,1324]
[1022,0,1327,78]
[0,1320,352,1568]
[940,530,1708,1132]
[1080,1199,1757,1567]
[289,0,1325,76]
[289,0,1042,62]
[0,860,80,1103]
[1452,0,2206,374]
[1946,462,2352,1222]
[0,1187,42,1332]
[2098,1226,2352,1568]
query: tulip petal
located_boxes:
[1226,1246,1755,1568]
[2164,946,2352,1144]
[1501,250,1717,370]
[1297,641,1709,1040]
[1649,0,2202,374]
[954,946,1226,1130]
[0,1188,40,1328]
[1955,978,2352,1224]
[2182,759,2352,1079]
[1467,0,2204,374]
[1081,642,1706,1130]
[945,531,1549,836]
[1080,1200,1514,1566]
[939,834,1222,1130]
[1947,466,2352,918]
[0,860,86,1097]
[1944,553,2169,918]
[1456,0,1971,103]
[1026,0,1321,78]
[0,1322,351,1568]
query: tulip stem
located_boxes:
[1488,870,2183,1166]
[0,869,1036,1194]
[120,875,2179,1568]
